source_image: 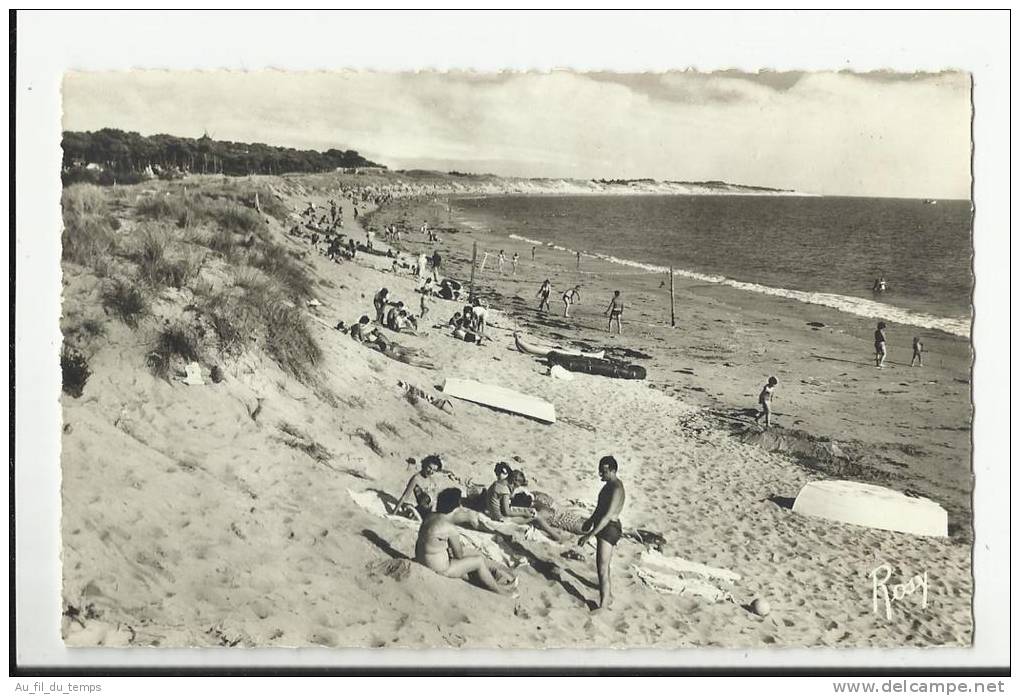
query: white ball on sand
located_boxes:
[750,598,771,616]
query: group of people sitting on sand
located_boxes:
[337,286,437,369]
[387,454,627,608]
[448,298,490,345]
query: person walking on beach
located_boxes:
[874,321,888,368]
[497,250,506,275]
[605,291,624,334]
[576,250,582,271]
[562,285,581,317]
[911,336,924,367]
[537,279,552,313]
[512,252,519,275]
[578,456,626,611]
[753,376,778,429]
[531,246,536,261]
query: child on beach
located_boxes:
[420,292,430,322]
[605,291,624,334]
[911,336,924,367]
[874,322,888,368]
[753,376,778,429]
[537,280,552,313]
[497,250,506,275]
[562,285,581,317]
[512,252,519,275]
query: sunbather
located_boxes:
[415,488,518,595]
[485,467,563,541]
[391,454,443,521]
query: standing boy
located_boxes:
[753,376,778,429]
[605,291,624,334]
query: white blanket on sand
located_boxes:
[631,549,740,603]
[348,489,546,567]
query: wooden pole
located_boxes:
[669,266,676,327]
[469,241,478,301]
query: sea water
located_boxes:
[451,195,973,337]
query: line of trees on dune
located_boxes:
[61,128,386,185]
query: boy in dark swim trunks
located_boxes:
[578,455,626,610]
[605,291,624,335]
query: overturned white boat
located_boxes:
[792,480,948,537]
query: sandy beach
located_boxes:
[59,173,973,649]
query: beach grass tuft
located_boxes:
[60,345,92,398]
[277,422,332,463]
[102,279,148,327]
[147,323,202,380]
[62,184,119,274]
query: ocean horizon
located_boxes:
[451,194,973,337]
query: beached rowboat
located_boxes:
[547,351,647,380]
[513,332,605,360]
[792,480,948,537]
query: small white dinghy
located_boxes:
[792,480,948,537]
[442,377,556,424]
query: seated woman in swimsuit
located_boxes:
[415,488,518,595]
[391,454,444,521]
[484,467,563,542]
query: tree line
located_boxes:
[62,128,385,184]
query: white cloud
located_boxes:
[62,70,971,198]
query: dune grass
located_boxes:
[147,323,202,380]
[64,177,322,384]
[62,185,119,274]
[61,345,92,398]
[102,279,148,327]
[135,226,201,289]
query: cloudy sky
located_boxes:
[63,70,971,198]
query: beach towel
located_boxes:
[631,549,740,603]
[347,489,517,566]
[631,566,733,603]
[638,549,742,583]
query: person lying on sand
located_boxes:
[484,466,563,542]
[416,488,518,595]
[391,454,443,521]
[351,316,436,369]
[578,456,626,610]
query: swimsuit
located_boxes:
[596,519,623,546]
